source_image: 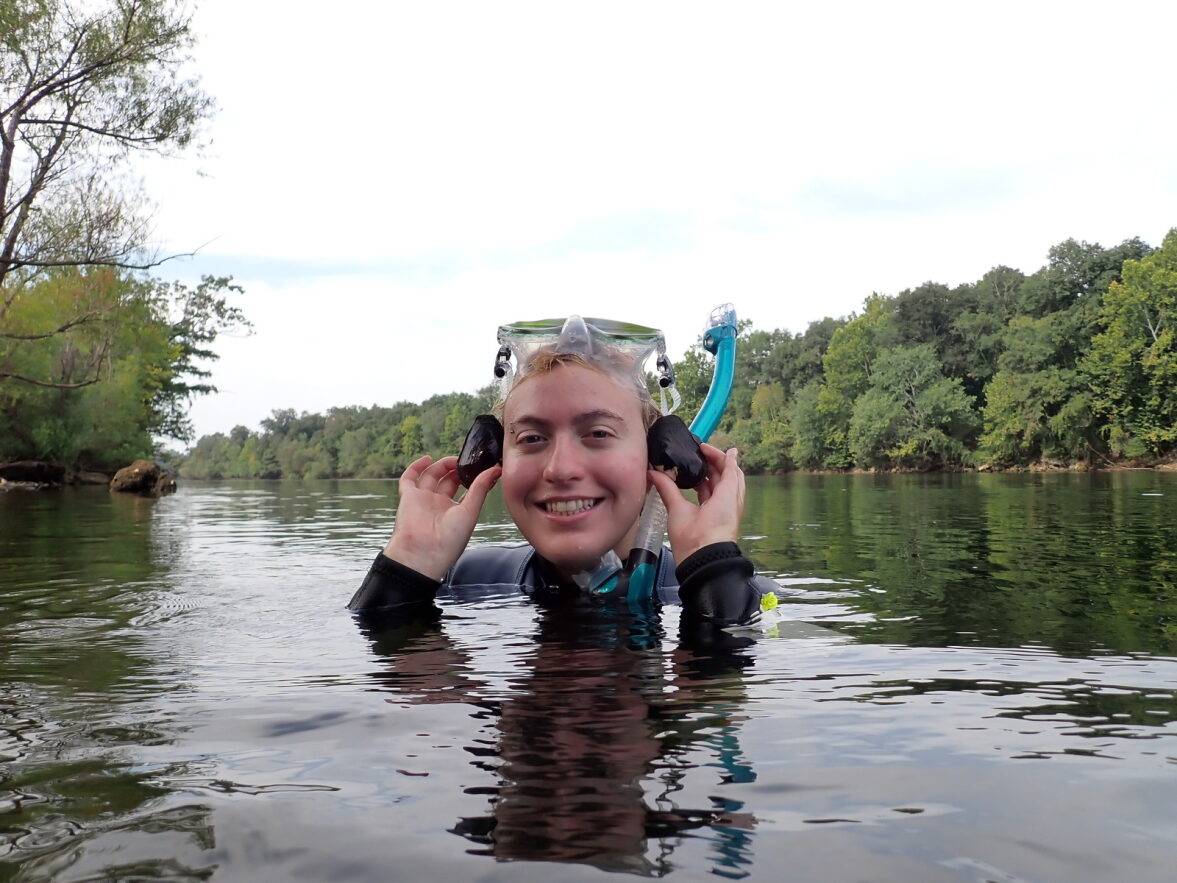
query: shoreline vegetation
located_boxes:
[2,2,248,479]
[179,232,1177,481]
[2,7,1173,487]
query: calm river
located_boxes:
[2,473,1175,881]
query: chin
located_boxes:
[533,537,619,577]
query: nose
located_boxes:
[542,433,585,482]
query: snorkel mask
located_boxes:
[493,316,679,415]
[457,315,691,488]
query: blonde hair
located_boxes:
[495,349,660,430]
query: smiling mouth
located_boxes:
[542,498,600,516]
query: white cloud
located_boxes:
[144,0,1177,438]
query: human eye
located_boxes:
[514,431,547,447]
[585,426,618,443]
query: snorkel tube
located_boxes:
[601,304,739,604]
[688,304,739,441]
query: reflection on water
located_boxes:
[1,475,1176,881]
[360,599,762,876]
[747,471,1177,654]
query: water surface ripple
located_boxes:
[1,474,1175,881]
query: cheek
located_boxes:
[499,458,529,506]
[611,450,651,502]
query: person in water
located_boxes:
[349,314,772,630]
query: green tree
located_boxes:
[945,264,1028,406]
[0,268,245,465]
[140,275,249,442]
[977,238,1151,467]
[730,381,793,472]
[1084,229,1177,457]
[1,0,211,290]
[805,295,893,468]
[788,378,826,469]
[978,367,1087,465]
[337,427,374,477]
[761,316,843,397]
[670,343,713,427]
[1017,238,1151,320]
[0,1,242,465]
[398,415,424,460]
[441,396,484,453]
[848,344,977,469]
[891,282,956,349]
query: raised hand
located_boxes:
[648,444,745,563]
[382,455,501,580]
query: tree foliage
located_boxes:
[1084,230,1177,457]
[0,1,240,468]
[182,231,1176,478]
[1,0,210,287]
[808,296,892,468]
[182,388,498,480]
[849,344,977,469]
[0,269,247,465]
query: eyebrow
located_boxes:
[509,409,628,433]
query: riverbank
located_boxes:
[0,459,176,493]
[751,454,1177,477]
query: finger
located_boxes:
[708,447,741,483]
[431,454,460,472]
[730,448,746,503]
[699,441,726,460]
[725,447,746,498]
[420,455,460,491]
[699,447,743,506]
[436,466,462,500]
[695,473,714,505]
[648,468,692,516]
[399,455,434,488]
[695,443,729,481]
[712,450,746,524]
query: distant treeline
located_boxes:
[181,231,1177,479]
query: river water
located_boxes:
[1,473,1175,881]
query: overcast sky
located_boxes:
[143,0,1177,440]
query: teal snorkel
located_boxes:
[597,303,739,604]
[688,304,739,442]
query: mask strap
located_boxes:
[659,385,681,417]
[656,354,680,416]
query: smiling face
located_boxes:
[500,363,651,578]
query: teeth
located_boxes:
[544,499,597,515]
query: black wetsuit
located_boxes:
[349,541,772,629]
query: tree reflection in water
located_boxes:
[358,596,760,877]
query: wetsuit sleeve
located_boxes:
[675,542,766,627]
[347,552,442,611]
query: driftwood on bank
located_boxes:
[0,460,65,485]
[0,459,176,494]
